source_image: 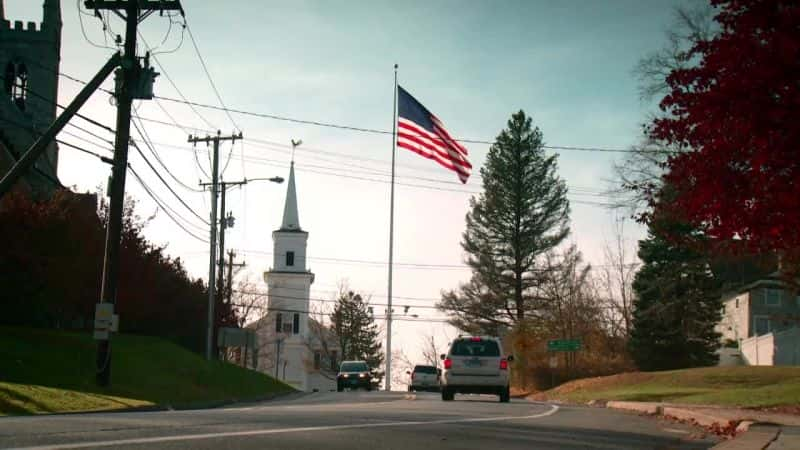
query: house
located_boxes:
[716,275,800,366]
[251,161,339,391]
[0,1,62,198]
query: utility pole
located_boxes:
[87,0,183,387]
[190,131,242,361]
[225,249,246,305]
[215,180,245,302]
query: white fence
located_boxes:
[740,327,800,366]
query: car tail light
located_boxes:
[470,337,482,342]
[500,359,508,370]
[411,372,416,380]
[444,358,452,369]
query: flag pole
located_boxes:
[385,63,398,392]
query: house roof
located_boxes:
[720,272,795,302]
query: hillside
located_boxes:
[0,327,294,415]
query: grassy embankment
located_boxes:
[0,326,293,415]
[532,366,800,408]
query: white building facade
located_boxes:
[254,162,337,392]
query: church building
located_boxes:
[0,0,62,198]
[253,162,338,392]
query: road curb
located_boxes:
[606,401,661,415]
[601,401,794,449]
[709,424,780,449]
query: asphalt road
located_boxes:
[0,391,719,450]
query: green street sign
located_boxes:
[547,339,582,352]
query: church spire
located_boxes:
[280,162,301,231]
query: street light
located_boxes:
[245,176,284,184]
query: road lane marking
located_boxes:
[663,428,690,434]
[4,405,559,450]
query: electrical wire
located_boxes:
[231,303,452,323]
[137,34,217,130]
[131,108,204,193]
[184,21,241,132]
[129,138,209,225]
[127,164,209,243]
[45,67,675,156]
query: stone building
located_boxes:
[0,0,62,198]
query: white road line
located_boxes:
[662,428,690,434]
[4,405,559,450]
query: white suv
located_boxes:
[439,336,512,402]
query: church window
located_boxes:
[286,251,295,267]
[4,61,28,111]
[275,313,283,333]
[292,313,300,334]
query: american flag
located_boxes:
[397,86,471,183]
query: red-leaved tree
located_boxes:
[651,0,800,267]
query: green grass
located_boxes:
[543,366,800,408]
[0,326,294,415]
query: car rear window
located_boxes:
[450,339,500,357]
[340,362,368,372]
[413,365,437,374]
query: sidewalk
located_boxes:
[604,401,800,449]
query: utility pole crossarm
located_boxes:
[188,132,242,145]
[84,1,184,13]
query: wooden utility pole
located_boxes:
[215,180,245,302]
[190,132,242,360]
[86,0,183,387]
[225,249,246,305]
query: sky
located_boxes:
[6,0,687,384]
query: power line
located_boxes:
[46,67,671,155]
[151,97,211,179]
[131,110,204,193]
[233,289,443,311]
[129,138,209,225]
[124,134,616,206]
[137,34,217,130]
[232,303,451,324]
[240,249,468,271]
[153,94,670,154]
[184,21,240,132]
[0,117,106,186]
[125,115,619,201]
[128,164,209,243]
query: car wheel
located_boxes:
[499,387,510,403]
[337,384,343,392]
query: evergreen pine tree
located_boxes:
[331,291,384,383]
[439,110,570,333]
[629,217,722,371]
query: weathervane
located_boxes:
[291,139,302,163]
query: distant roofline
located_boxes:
[720,273,797,301]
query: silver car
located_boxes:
[439,336,513,402]
[407,364,441,392]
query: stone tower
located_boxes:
[0,0,62,197]
[263,162,315,389]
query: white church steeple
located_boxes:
[262,158,316,391]
[280,162,301,231]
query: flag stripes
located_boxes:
[397,86,471,183]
